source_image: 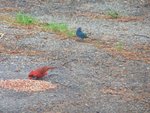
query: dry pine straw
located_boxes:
[0,79,57,92]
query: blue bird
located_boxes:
[76,27,88,40]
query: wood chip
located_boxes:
[0,79,57,92]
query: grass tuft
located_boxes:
[43,22,75,37]
[107,10,120,19]
[114,41,124,51]
[16,12,37,25]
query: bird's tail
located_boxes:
[85,34,89,38]
[47,66,57,70]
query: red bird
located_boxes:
[28,66,56,79]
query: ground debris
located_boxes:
[0,79,57,92]
[100,87,150,101]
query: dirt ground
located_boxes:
[0,0,150,113]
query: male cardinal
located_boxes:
[28,66,56,79]
[76,27,88,40]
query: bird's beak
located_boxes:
[28,76,38,80]
[28,77,32,79]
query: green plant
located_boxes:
[114,41,124,51]
[107,10,119,19]
[16,12,37,25]
[44,22,75,37]
[67,30,76,37]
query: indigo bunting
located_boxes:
[76,27,88,40]
[28,66,56,79]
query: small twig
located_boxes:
[133,34,150,39]
[0,33,4,39]
[62,59,78,66]
[0,58,8,62]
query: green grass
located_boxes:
[114,41,124,51]
[15,12,75,37]
[43,22,75,37]
[16,12,37,25]
[107,10,120,19]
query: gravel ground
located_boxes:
[0,0,150,113]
